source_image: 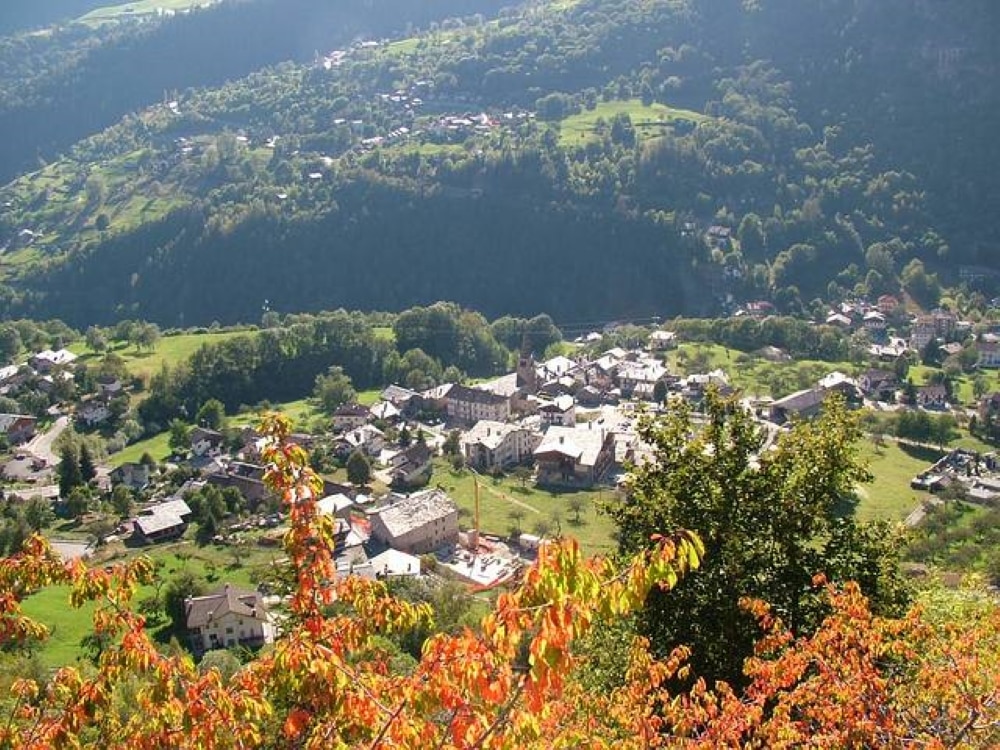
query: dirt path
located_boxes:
[478,481,541,515]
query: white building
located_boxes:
[538,395,576,428]
[368,489,459,554]
[461,420,541,471]
[184,584,276,653]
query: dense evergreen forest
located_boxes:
[0,0,996,328]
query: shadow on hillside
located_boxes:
[898,442,946,463]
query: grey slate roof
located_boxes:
[185,585,269,629]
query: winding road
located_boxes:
[25,415,70,465]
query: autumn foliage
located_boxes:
[0,414,996,748]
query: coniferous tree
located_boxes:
[79,443,97,484]
[57,444,83,498]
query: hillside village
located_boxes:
[0,304,993,477]
[0,298,999,653]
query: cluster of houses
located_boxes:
[0,347,94,449]
[330,343,733,493]
[909,448,1000,504]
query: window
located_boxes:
[225,627,234,634]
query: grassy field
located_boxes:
[854,439,938,523]
[24,532,284,667]
[559,99,709,147]
[387,142,471,157]
[111,430,172,467]
[79,0,220,25]
[432,459,618,555]
[70,330,256,382]
[665,342,856,399]
[20,586,98,668]
[385,38,420,56]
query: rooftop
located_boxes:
[371,488,457,539]
[534,424,610,468]
[185,585,269,629]
[462,420,524,450]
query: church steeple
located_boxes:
[515,334,538,392]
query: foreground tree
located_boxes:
[1,413,1000,747]
[0,413,703,748]
[604,390,909,686]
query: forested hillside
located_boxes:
[0,0,996,327]
[0,0,111,35]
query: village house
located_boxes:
[768,388,828,424]
[96,376,124,400]
[332,403,371,431]
[706,225,733,250]
[207,462,270,509]
[110,462,152,492]
[538,395,576,428]
[621,360,671,401]
[739,301,775,319]
[443,384,510,425]
[317,493,355,519]
[858,369,898,402]
[133,498,192,544]
[77,399,110,427]
[977,341,1000,369]
[909,317,936,351]
[862,310,887,332]
[916,384,949,410]
[817,372,862,402]
[29,348,77,374]
[877,294,900,315]
[461,420,540,472]
[190,427,225,458]
[533,423,616,488]
[929,308,958,337]
[369,400,402,423]
[939,342,963,359]
[368,488,459,554]
[536,377,576,400]
[977,392,1000,422]
[388,442,433,488]
[536,355,578,382]
[678,370,731,403]
[367,548,422,579]
[0,413,37,444]
[825,312,853,330]
[380,385,424,416]
[648,330,677,351]
[184,584,276,654]
[338,424,385,459]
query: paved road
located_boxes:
[24,415,70,465]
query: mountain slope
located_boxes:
[0,0,996,327]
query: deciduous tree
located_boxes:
[346,449,372,487]
[604,389,908,686]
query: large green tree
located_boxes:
[57,444,83,499]
[313,366,356,414]
[604,390,908,686]
[346,449,372,487]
